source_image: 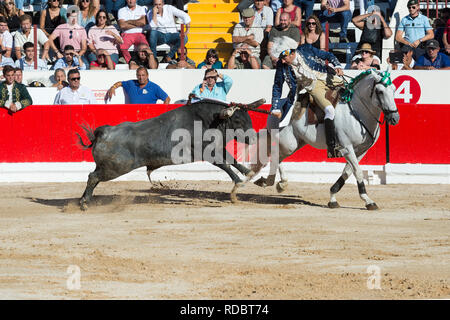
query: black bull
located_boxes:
[77,99,265,210]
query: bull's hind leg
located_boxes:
[214,163,243,203]
[80,169,101,211]
[339,149,378,210]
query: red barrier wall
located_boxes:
[0,103,448,164]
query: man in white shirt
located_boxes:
[118,0,148,63]
[14,14,50,60]
[0,16,13,58]
[147,0,191,62]
[15,42,49,71]
[54,69,96,105]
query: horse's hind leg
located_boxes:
[341,150,378,210]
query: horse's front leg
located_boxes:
[342,148,378,210]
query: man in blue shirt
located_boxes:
[105,67,170,104]
[414,39,450,70]
[395,0,434,59]
[190,68,233,102]
[51,45,87,71]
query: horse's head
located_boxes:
[368,68,400,126]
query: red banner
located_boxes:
[0,103,448,164]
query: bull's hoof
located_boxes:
[276,181,288,193]
[80,200,88,211]
[254,177,267,188]
[328,201,340,209]
[265,175,275,187]
[366,203,379,211]
[230,184,240,204]
[245,170,256,181]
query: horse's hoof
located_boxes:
[265,175,275,186]
[276,181,288,193]
[366,203,379,211]
[254,177,267,188]
[328,201,340,209]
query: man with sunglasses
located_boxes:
[190,68,232,102]
[396,0,434,60]
[414,39,450,70]
[52,45,86,70]
[54,69,96,105]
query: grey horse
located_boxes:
[249,69,400,210]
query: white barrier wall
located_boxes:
[24,69,450,105]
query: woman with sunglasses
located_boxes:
[197,49,223,69]
[0,1,24,32]
[274,0,302,34]
[40,0,67,40]
[300,15,325,50]
[350,43,380,70]
[87,9,122,64]
[76,0,99,31]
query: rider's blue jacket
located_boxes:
[271,44,341,119]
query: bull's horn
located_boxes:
[220,106,237,119]
[245,98,266,109]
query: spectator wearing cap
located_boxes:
[53,69,96,105]
[190,68,233,102]
[318,0,352,43]
[14,14,50,61]
[0,16,13,58]
[15,42,49,71]
[387,45,415,70]
[52,45,87,70]
[129,43,158,70]
[350,43,380,70]
[414,39,450,70]
[395,0,434,60]
[197,49,223,69]
[352,6,392,59]
[147,0,191,63]
[89,49,116,70]
[232,8,264,67]
[0,65,32,113]
[48,6,88,66]
[118,0,148,64]
[105,67,171,104]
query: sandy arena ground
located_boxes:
[0,180,448,299]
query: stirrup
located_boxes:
[327,146,342,158]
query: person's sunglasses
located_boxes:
[69,30,73,39]
[6,2,14,5]
[69,77,80,81]
[65,52,74,56]
[50,0,60,2]
[407,5,417,9]
[81,0,90,2]
[361,50,371,54]
[98,15,107,19]
[204,76,217,80]
[307,22,316,26]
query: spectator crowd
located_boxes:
[0,0,449,111]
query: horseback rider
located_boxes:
[270,36,345,158]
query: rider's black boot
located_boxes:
[324,119,341,158]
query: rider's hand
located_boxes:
[335,68,344,76]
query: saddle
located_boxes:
[301,86,344,125]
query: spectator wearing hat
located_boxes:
[350,43,380,70]
[414,39,450,70]
[395,0,434,60]
[352,6,392,59]
[15,42,49,71]
[232,8,264,67]
[190,68,233,102]
[48,5,88,65]
[0,65,32,113]
[387,45,415,70]
[54,69,96,105]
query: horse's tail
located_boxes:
[76,122,96,150]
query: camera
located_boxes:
[389,51,403,64]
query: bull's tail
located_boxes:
[76,122,96,150]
